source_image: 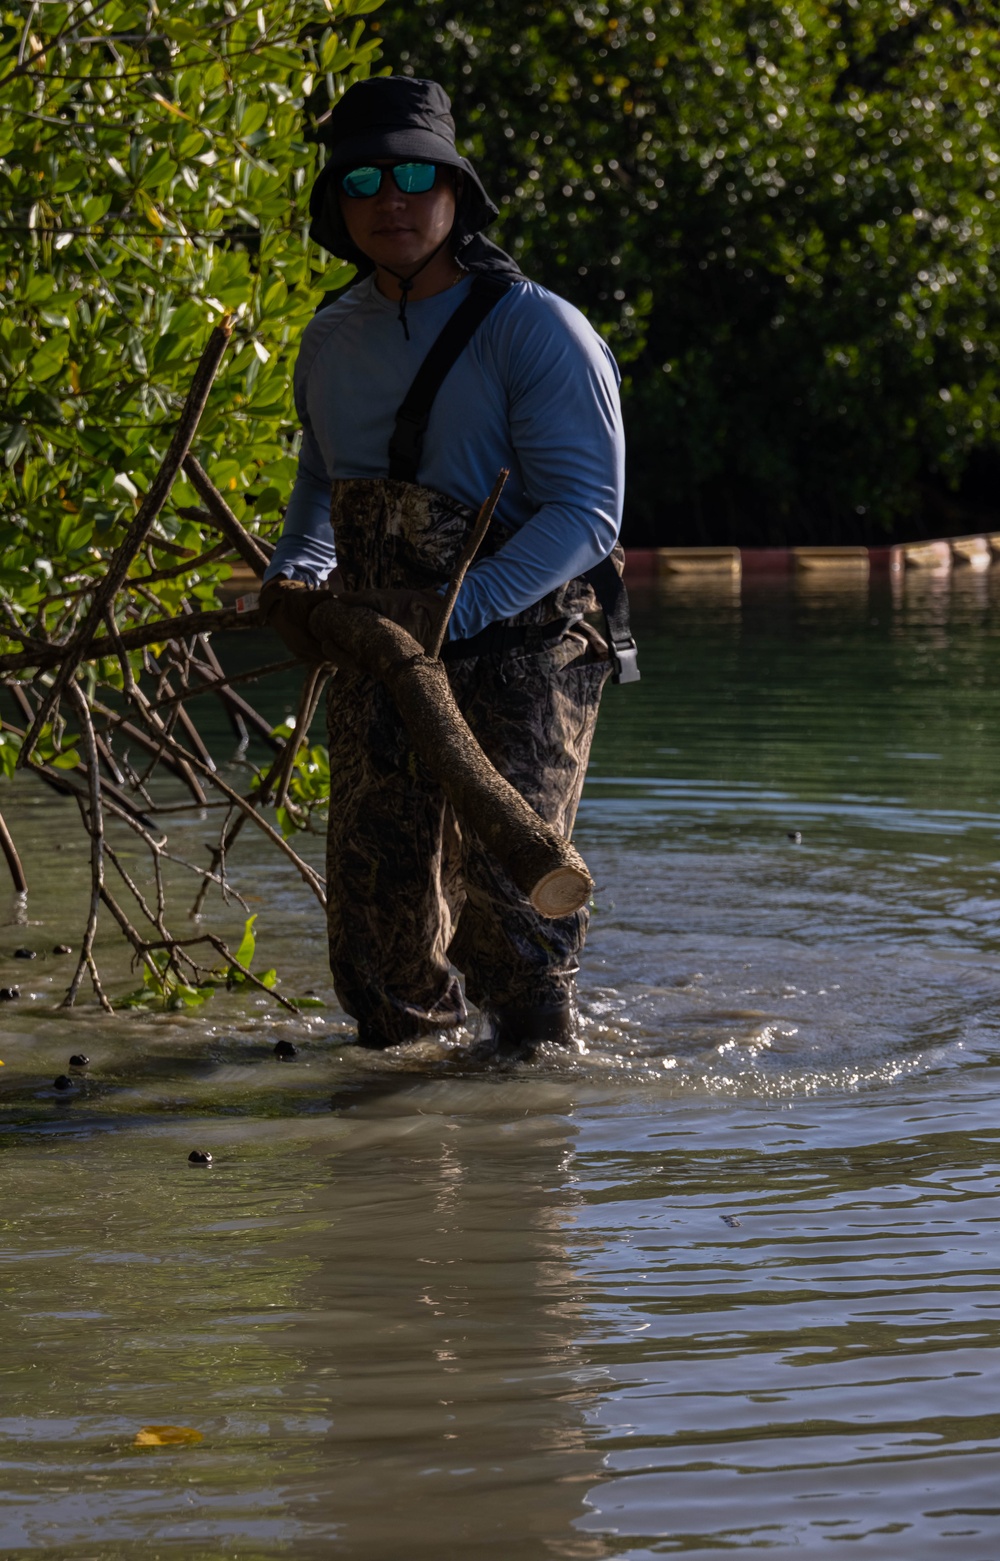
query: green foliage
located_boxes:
[263,720,331,836]
[0,2,382,996]
[0,0,383,644]
[231,913,278,990]
[120,914,277,1010]
[382,0,1000,542]
[119,952,210,1011]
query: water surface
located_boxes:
[3,570,1000,1557]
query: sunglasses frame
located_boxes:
[339,162,440,199]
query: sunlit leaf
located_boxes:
[133,1425,204,1447]
[111,472,138,502]
[170,983,208,1009]
[234,914,257,969]
[150,93,195,123]
[0,0,381,673]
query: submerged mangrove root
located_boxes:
[309,598,593,918]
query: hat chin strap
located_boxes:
[377,231,454,341]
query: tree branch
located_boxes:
[0,807,27,895]
[181,454,274,576]
[429,467,508,658]
[17,315,234,763]
[0,604,259,676]
[61,682,111,1011]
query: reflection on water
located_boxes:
[3,572,1000,1555]
[0,1078,606,1558]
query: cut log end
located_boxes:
[529,865,593,919]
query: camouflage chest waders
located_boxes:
[325,476,612,1047]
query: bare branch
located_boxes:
[204,935,300,1013]
[18,315,234,762]
[428,468,508,659]
[131,540,232,585]
[0,604,258,676]
[62,682,108,1010]
[125,718,327,906]
[0,808,27,895]
[273,665,328,814]
[182,454,274,576]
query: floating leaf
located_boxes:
[134,1424,203,1447]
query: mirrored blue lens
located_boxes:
[339,163,439,198]
[392,162,437,194]
[341,166,383,198]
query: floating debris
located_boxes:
[133,1425,203,1447]
[720,1214,742,1228]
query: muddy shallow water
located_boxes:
[2,572,1000,1558]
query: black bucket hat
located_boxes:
[309,76,522,283]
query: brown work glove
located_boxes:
[258,577,331,664]
[305,595,365,676]
[339,586,445,652]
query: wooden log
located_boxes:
[309,599,592,918]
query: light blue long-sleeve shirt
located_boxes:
[265,273,625,641]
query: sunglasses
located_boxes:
[340,162,439,199]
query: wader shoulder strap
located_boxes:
[388,272,639,685]
[388,273,513,483]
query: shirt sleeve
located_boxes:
[445,294,624,641]
[263,352,337,587]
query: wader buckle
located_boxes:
[610,636,640,685]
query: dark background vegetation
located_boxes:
[377,0,1000,548]
[3,0,1000,566]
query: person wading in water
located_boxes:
[259,76,636,1056]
